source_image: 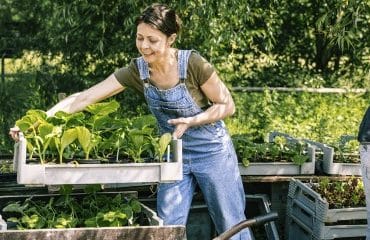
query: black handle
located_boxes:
[213,212,278,240]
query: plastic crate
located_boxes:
[285,178,367,240]
[267,132,361,176]
[238,131,316,175]
[14,133,183,186]
[0,191,186,240]
[299,137,360,176]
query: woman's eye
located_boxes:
[149,39,158,43]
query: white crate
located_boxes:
[300,138,360,176]
[238,132,316,175]
[14,133,182,186]
[0,192,186,240]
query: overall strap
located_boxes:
[136,57,150,81]
[178,50,192,81]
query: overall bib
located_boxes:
[137,50,251,239]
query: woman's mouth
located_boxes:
[143,52,153,58]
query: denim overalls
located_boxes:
[137,50,251,239]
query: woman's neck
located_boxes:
[149,48,177,75]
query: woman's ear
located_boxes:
[168,33,177,46]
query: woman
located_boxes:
[10,3,251,239]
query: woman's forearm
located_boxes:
[189,100,235,127]
[46,74,125,117]
[46,92,86,117]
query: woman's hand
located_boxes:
[9,126,20,142]
[167,117,193,139]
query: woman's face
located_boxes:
[136,23,171,63]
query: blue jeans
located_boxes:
[157,140,252,240]
[361,144,370,240]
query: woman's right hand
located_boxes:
[9,126,20,142]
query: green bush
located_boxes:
[227,90,369,144]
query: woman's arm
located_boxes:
[168,72,235,138]
[9,74,125,141]
[190,72,235,124]
[47,74,125,116]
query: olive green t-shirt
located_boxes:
[113,51,215,109]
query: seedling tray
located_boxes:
[238,132,316,175]
[0,191,186,240]
[300,138,360,176]
[14,134,182,186]
[285,178,367,240]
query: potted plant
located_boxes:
[13,100,183,185]
[297,135,361,175]
[0,185,185,239]
[232,132,315,175]
[285,177,366,239]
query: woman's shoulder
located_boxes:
[187,50,212,69]
[183,50,215,85]
[114,60,139,78]
[113,59,142,89]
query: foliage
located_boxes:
[0,0,369,87]
[312,177,365,208]
[332,136,360,163]
[2,185,144,229]
[14,100,172,164]
[121,115,159,163]
[0,160,14,174]
[227,90,369,144]
[232,134,309,166]
[0,0,369,157]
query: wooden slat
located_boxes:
[232,87,368,93]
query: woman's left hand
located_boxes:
[167,117,192,139]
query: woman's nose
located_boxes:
[141,39,150,49]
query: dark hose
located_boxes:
[213,212,279,240]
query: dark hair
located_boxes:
[136,3,182,37]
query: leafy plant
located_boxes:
[84,101,120,158]
[16,110,49,163]
[150,133,172,162]
[75,126,97,160]
[312,177,365,208]
[14,101,171,164]
[3,185,145,230]
[333,136,360,163]
[0,160,15,174]
[232,134,310,166]
[124,128,153,163]
[120,115,157,163]
[54,128,78,164]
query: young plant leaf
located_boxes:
[86,100,120,116]
[158,133,172,161]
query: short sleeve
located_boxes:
[113,59,144,95]
[188,52,215,86]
